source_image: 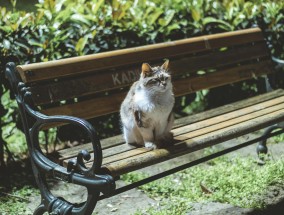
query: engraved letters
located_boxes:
[112,73,121,85]
[112,68,140,86]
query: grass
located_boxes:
[0,186,39,215]
[0,144,283,214]
[122,154,284,215]
[272,132,284,144]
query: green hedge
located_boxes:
[1,0,284,158]
[1,0,284,62]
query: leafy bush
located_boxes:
[1,0,284,159]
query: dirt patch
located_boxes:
[188,202,254,215]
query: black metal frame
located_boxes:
[5,62,115,215]
[5,61,284,215]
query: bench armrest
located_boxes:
[5,62,115,214]
[21,85,115,194]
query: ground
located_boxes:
[1,131,284,215]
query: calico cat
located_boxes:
[120,60,175,150]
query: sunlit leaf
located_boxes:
[75,36,88,54]
[3,39,11,49]
[55,0,67,13]
[159,9,175,26]
[71,14,91,26]
[165,23,180,35]
[93,0,105,14]
[148,9,163,25]
[44,9,52,20]
[203,17,233,31]
[0,26,12,33]
[191,9,201,22]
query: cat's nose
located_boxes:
[161,81,166,87]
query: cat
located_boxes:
[120,60,175,150]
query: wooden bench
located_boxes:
[5,27,284,215]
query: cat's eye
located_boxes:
[148,79,158,84]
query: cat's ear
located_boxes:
[161,59,169,71]
[141,63,153,78]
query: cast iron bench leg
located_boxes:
[257,123,284,157]
[34,203,45,215]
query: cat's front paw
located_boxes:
[145,142,157,150]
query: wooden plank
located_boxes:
[61,96,284,167]
[170,41,268,77]
[41,60,273,121]
[30,42,269,106]
[41,92,126,119]
[53,135,126,165]
[17,28,264,83]
[103,148,150,166]
[54,89,284,163]
[174,60,273,96]
[173,89,284,128]
[91,96,284,161]
[173,96,284,136]
[174,102,284,140]
[102,108,284,177]
[79,100,284,167]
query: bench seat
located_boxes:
[55,89,284,177]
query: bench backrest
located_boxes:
[16,27,273,123]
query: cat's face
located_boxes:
[140,60,172,93]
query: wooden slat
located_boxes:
[41,60,273,121]
[17,28,264,83]
[174,60,273,95]
[41,92,126,119]
[170,41,268,77]
[102,108,284,177]
[53,89,284,165]
[30,42,269,106]
[173,90,284,128]
[174,103,284,141]
[61,95,284,167]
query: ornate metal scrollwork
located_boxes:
[48,198,73,215]
[5,62,115,215]
[67,150,91,174]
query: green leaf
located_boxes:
[166,23,180,34]
[17,13,34,28]
[93,0,105,14]
[44,9,53,21]
[75,36,88,54]
[3,39,11,49]
[71,14,91,26]
[203,17,233,31]
[148,9,163,25]
[54,6,73,22]
[28,39,44,48]
[0,26,12,33]
[55,0,67,13]
[191,8,201,22]
[159,9,175,26]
